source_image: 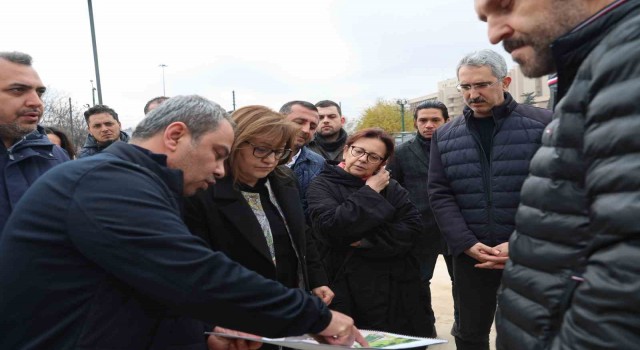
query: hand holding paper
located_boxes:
[317,310,368,347]
[207,326,263,350]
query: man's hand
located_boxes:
[207,326,262,350]
[312,286,335,305]
[365,166,390,193]
[316,310,369,347]
[467,242,509,269]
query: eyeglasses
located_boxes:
[349,146,384,164]
[456,79,501,92]
[244,142,292,160]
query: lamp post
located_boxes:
[159,64,168,96]
[396,99,408,132]
[87,0,103,104]
[90,80,96,106]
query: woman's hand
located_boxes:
[365,167,390,193]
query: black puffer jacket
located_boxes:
[496,1,640,349]
[428,93,551,256]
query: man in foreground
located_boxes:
[0,95,365,349]
[475,0,640,348]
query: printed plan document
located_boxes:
[206,329,447,349]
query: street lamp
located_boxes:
[90,80,96,106]
[159,64,168,96]
[396,99,408,132]
[87,0,103,104]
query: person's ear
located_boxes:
[163,122,189,152]
[502,76,512,90]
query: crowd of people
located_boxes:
[1,0,639,349]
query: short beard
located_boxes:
[502,1,589,77]
[0,122,36,143]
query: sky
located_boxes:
[3,0,512,129]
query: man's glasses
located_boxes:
[456,79,501,92]
[244,142,291,160]
[349,146,384,164]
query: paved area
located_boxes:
[430,256,496,350]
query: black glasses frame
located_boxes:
[245,141,292,160]
[349,145,384,164]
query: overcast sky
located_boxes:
[3,0,511,129]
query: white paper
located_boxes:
[205,329,447,349]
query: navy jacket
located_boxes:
[0,142,331,349]
[0,126,69,232]
[428,93,551,256]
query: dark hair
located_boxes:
[144,96,170,114]
[346,127,395,161]
[83,105,119,124]
[315,100,342,116]
[0,51,32,65]
[279,100,318,115]
[413,100,449,121]
[44,126,76,159]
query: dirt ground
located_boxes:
[430,256,496,350]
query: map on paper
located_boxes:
[205,329,447,349]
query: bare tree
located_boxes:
[40,88,88,152]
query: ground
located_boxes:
[431,256,497,349]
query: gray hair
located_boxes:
[456,49,507,79]
[132,95,232,142]
[0,51,33,65]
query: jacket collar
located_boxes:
[82,131,130,149]
[551,0,639,101]
[312,128,347,152]
[102,142,184,200]
[463,92,517,123]
[6,125,55,153]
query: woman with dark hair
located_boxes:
[44,126,76,159]
[307,127,429,336]
[184,105,334,314]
